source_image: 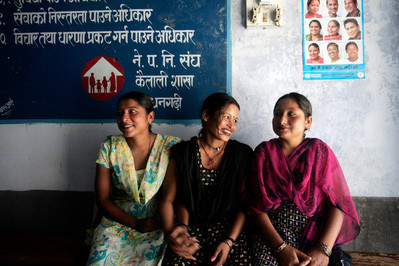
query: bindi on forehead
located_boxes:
[225,112,238,118]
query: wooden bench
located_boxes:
[349,251,399,266]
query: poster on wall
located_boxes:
[302,0,365,80]
[0,0,230,123]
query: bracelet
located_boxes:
[275,241,287,254]
[175,223,189,231]
[318,242,332,257]
[222,240,233,249]
[226,237,236,245]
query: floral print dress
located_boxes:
[87,134,181,266]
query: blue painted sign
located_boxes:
[0,0,230,123]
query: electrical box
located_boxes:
[246,0,282,28]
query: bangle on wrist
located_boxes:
[175,223,189,231]
[222,240,233,249]
[226,237,236,245]
[317,242,332,257]
[275,241,287,254]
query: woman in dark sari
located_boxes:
[246,92,360,266]
[161,93,253,265]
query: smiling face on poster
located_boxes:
[326,20,342,40]
[305,0,322,18]
[344,41,363,64]
[326,0,339,17]
[306,20,324,41]
[344,0,361,17]
[302,0,365,80]
[306,43,324,64]
[343,18,362,40]
[327,42,341,63]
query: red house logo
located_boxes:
[82,56,125,101]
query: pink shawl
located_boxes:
[246,138,360,250]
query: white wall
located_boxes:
[0,123,198,191]
[1,0,398,197]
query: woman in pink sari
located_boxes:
[246,92,360,265]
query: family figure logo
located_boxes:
[82,56,125,101]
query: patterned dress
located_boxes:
[87,134,181,266]
[246,138,360,266]
[162,142,251,265]
[251,201,310,265]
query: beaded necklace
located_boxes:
[199,138,226,169]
